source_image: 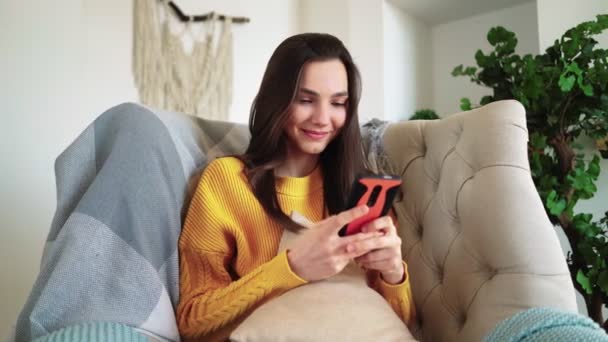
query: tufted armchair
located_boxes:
[378,100,578,341]
[14,100,584,342]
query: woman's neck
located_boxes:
[274,154,319,178]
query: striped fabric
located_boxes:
[33,322,149,342]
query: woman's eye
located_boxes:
[332,102,346,107]
[299,98,313,104]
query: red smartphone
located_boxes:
[338,174,402,237]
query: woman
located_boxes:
[177,33,415,340]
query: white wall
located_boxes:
[0,0,298,336]
[298,0,349,43]
[1,0,88,337]
[383,1,433,121]
[431,2,539,117]
[300,0,428,123]
[298,0,386,123]
[537,0,608,319]
[537,0,608,51]
[348,0,385,123]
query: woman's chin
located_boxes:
[297,144,326,155]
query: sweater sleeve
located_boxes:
[368,262,417,328]
[176,161,307,338]
[367,209,416,327]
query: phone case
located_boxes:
[338,174,402,236]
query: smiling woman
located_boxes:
[235,33,366,233]
[281,60,349,176]
[176,33,416,340]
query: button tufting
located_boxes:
[458,311,467,328]
[484,265,498,280]
[437,266,444,283]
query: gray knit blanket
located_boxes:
[13,102,391,341]
[14,103,249,341]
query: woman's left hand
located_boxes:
[353,215,405,284]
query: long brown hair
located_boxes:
[239,33,369,232]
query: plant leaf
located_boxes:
[587,155,601,179]
[475,50,490,68]
[480,95,494,105]
[577,269,593,294]
[559,74,576,92]
[546,190,567,216]
[464,66,477,76]
[579,82,594,96]
[573,213,593,236]
[452,65,464,76]
[530,132,547,149]
[460,98,472,111]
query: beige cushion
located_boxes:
[230,211,415,342]
[378,100,578,341]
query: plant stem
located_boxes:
[550,134,575,181]
[552,132,607,332]
[589,292,606,333]
[559,94,574,136]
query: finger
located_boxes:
[337,230,384,248]
[348,235,401,256]
[355,248,397,264]
[357,258,392,270]
[340,233,385,259]
[358,258,403,273]
[361,216,396,234]
[322,205,369,232]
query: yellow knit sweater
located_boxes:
[177,156,415,340]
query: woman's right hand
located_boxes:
[286,205,383,282]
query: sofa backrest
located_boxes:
[379,100,577,341]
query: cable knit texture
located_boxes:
[484,307,608,341]
[177,156,414,340]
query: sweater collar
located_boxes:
[275,164,323,196]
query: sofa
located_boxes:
[378,100,578,340]
[14,100,600,341]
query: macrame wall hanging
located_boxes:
[133,0,250,120]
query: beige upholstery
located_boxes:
[377,100,577,341]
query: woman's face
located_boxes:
[284,59,348,158]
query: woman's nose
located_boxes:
[311,103,331,124]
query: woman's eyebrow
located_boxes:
[299,88,348,97]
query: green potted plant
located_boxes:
[452,14,608,330]
[410,109,440,120]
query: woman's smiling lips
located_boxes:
[301,128,330,140]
